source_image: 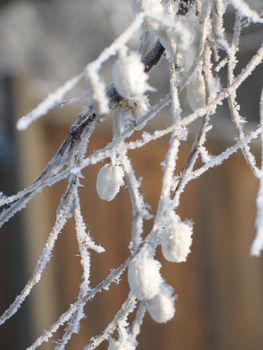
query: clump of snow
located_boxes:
[146,286,176,323]
[128,255,162,300]
[112,49,153,101]
[161,216,193,263]
[96,163,124,201]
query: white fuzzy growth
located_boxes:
[186,70,206,111]
[128,255,162,300]
[146,290,175,323]
[112,50,152,101]
[108,339,135,350]
[161,218,193,263]
[96,163,124,201]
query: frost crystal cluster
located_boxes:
[0,0,263,349]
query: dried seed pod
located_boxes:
[146,289,176,323]
[128,255,162,300]
[112,50,152,101]
[161,219,193,263]
[96,163,124,201]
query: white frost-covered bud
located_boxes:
[96,163,124,201]
[161,219,193,263]
[108,339,135,350]
[146,288,176,323]
[186,70,206,111]
[112,50,152,101]
[128,255,162,300]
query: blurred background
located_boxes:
[0,0,263,349]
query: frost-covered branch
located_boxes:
[1,1,263,349]
[227,15,260,177]
[84,293,137,350]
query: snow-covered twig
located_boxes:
[17,74,84,130]
[1,2,263,349]
[227,15,260,177]
[84,294,137,350]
